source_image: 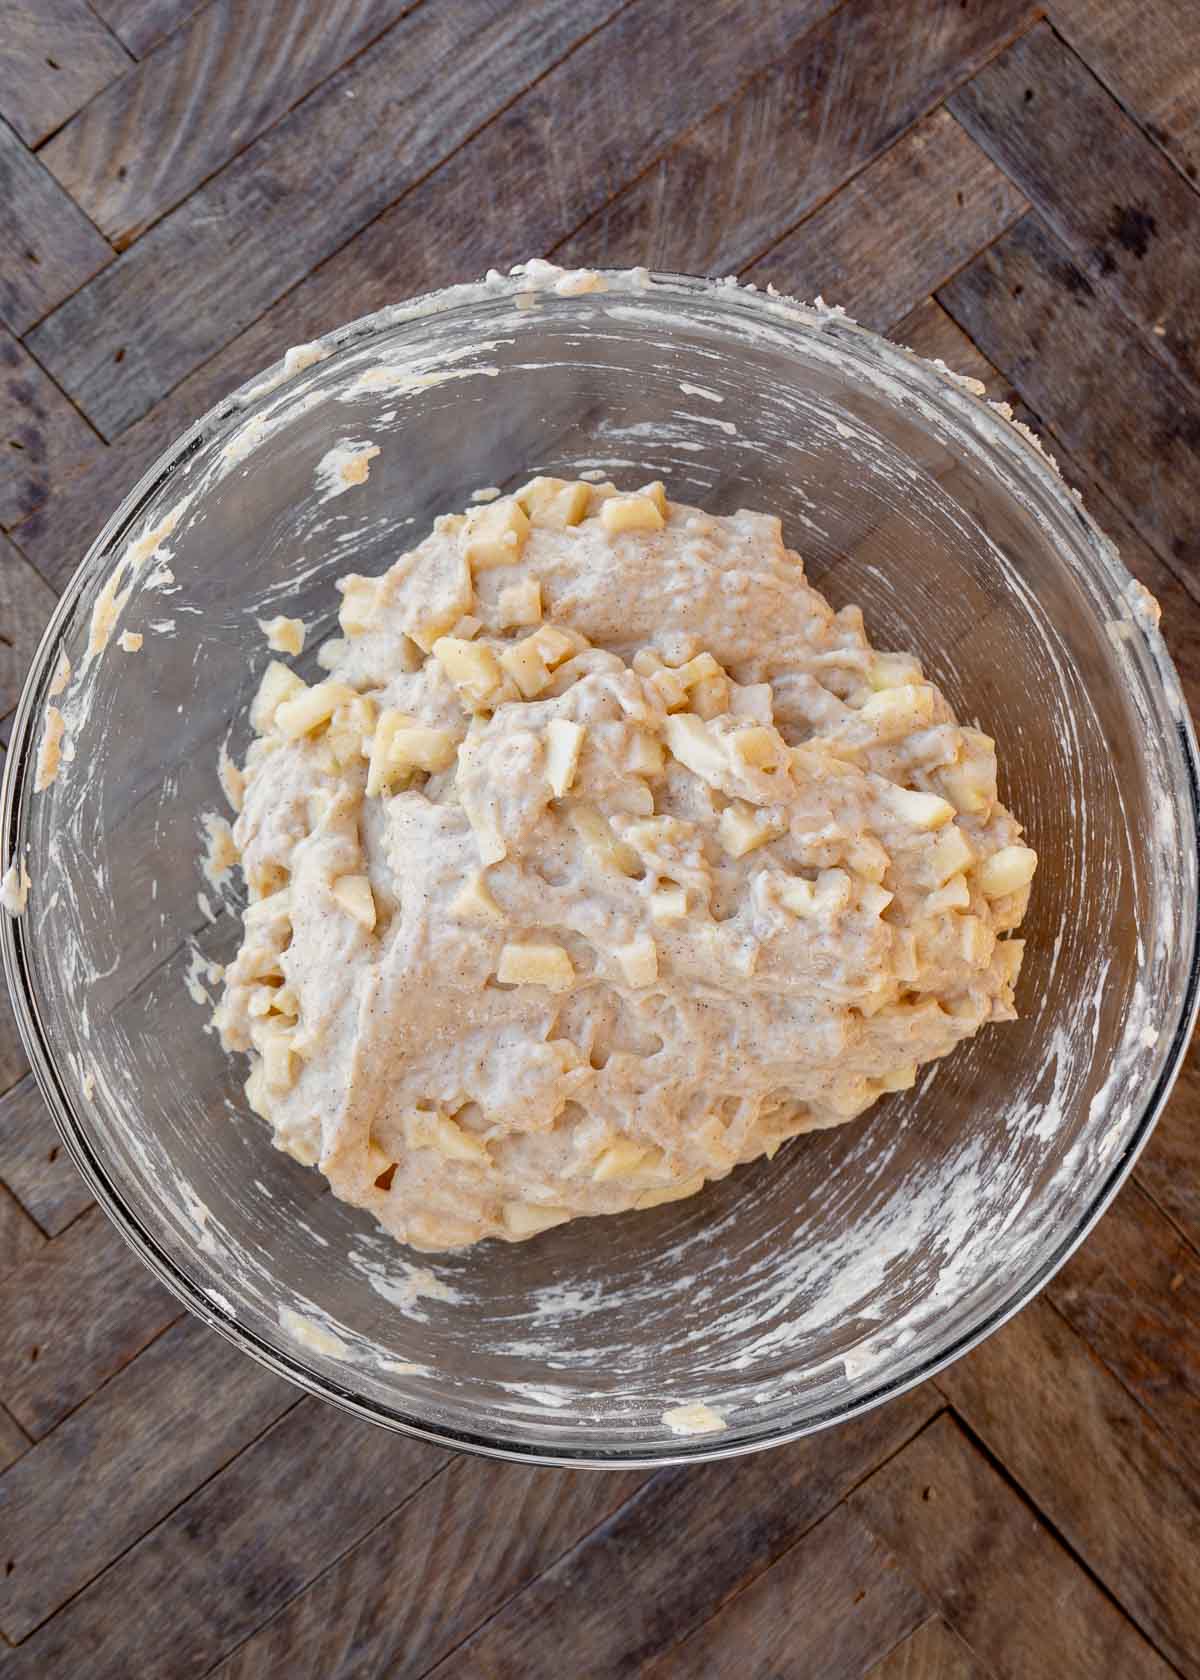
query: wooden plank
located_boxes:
[0,122,112,338]
[1137,1038,1200,1258]
[642,1504,928,1680]
[2,1398,448,1680]
[0,1405,29,1474]
[949,22,1200,395]
[852,1413,1176,1680]
[0,325,104,531]
[428,1387,941,1680]
[865,1619,995,1680]
[0,1181,43,1271]
[23,0,634,438]
[211,1456,649,1680]
[0,1315,294,1643]
[0,1075,92,1238]
[88,0,207,58]
[938,212,1200,581]
[0,1204,178,1438]
[11,0,842,575]
[0,532,56,715]
[41,0,420,249]
[560,0,1039,277]
[1047,1182,1200,1483]
[747,108,1028,330]
[0,0,130,148]
[0,965,26,1097]
[936,1297,1200,1677]
[1049,0,1200,186]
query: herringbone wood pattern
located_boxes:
[2,2,1200,1674]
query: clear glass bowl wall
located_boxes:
[3,274,1197,1466]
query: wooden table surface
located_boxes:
[2,1,1200,1675]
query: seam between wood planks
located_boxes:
[931,1399,1191,1680]
[25,6,136,155]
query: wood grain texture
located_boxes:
[949,22,1200,395]
[0,972,27,1099]
[0,1182,44,1272]
[41,0,420,248]
[0,0,130,148]
[0,325,103,531]
[0,120,112,337]
[852,1414,1177,1680]
[1048,0,1200,185]
[0,1315,295,1643]
[1137,1037,1200,1257]
[935,1297,1200,1677]
[643,1504,929,1680]
[748,108,1028,329]
[560,0,1039,277]
[24,0,632,438]
[0,1405,29,1474]
[939,212,1200,580]
[10,0,841,580]
[1048,1182,1200,1482]
[430,1387,941,1679]
[2,1398,448,1680]
[0,531,55,715]
[88,0,207,58]
[0,1205,177,1437]
[0,1076,93,1238]
[866,1619,995,1680]
[212,1456,648,1680]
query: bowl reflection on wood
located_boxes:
[2,267,1196,1466]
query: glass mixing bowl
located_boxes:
[3,269,1197,1467]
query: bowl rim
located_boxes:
[4,265,1199,1469]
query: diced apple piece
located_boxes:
[500,636,552,698]
[859,682,936,738]
[464,497,530,570]
[648,667,689,710]
[403,1110,489,1165]
[959,914,997,966]
[867,653,923,691]
[627,731,665,775]
[926,874,970,913]
[649,883,688,922]
[858,882,895,917]
[979,845,1037,897]
[497,941,575,991]
[259,615,305,656]
[275,681,359,740]
[450,872,505,922]
[432,635,504,707]
[614,936,658,988]
[636,1173,705,1210]
[331,874,377,930]
[719,801,778,858]
[664,712,726,782]
[568,803,642,876]
[592,1137,653,1181]
[544,718,585,797]
[846,835,890,883]
[879,1063,918,1092]
[250,661,306,733]
[882,785,956,830]
[337,574,380,637]
[516,477,590,527]
[929,825,974,885]
[640,480,668,518]
[503,1202,572,1237]
[779,868,851,916]
[496,576,543,627]
[601,495,665,534]
[728,724,785,771]
[674,651,721,690]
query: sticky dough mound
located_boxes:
[214,477,1036,1251]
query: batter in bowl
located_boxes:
[213,477,1036,1251]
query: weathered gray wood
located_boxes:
[852,1414,1177,1680]
[0,1181,43,1272]
[748,108,1028,329]
[0,532,56,715]
[936,1297,1200,1678]
[0,0,130,148]
[213,1455,649,1680]
[87,0,207,58]
[24,0,634,437]
[42,0,420,248]
[1049,0,1200,186]
[643,1504,929,1680]
[1048,1182,1200,1483]
[0,325,104,531]
[12,0,841,575]
[0,120,112,338]
[0,1075,93,1238]
[0,1402,29,1472]
[866,1619,996,1680]
[560,0,1039,277]
[0,1204,178,1437]
[0,969,26,1098]
[2,1392,448,1678]
[949,22,1200,395]
[429,1387,941,1679]
[0,1314,295,1643]
[939,212,1200,581]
